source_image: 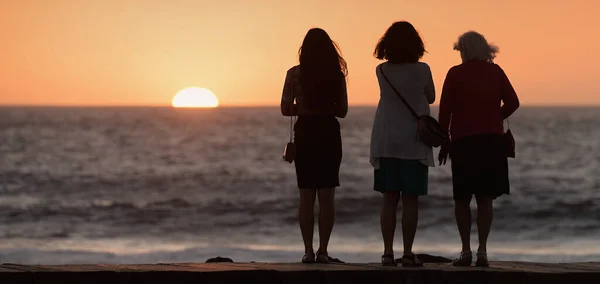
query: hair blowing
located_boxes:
[374,21,425,63]
[453,31,499,63]
[298,28,347,109]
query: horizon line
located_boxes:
[0,104,599,108]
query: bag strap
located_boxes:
[289,83,296,143]
[378,64,420,120]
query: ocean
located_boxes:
[0,106,598,264]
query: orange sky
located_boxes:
[1,0,599,106]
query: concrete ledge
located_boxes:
[1,262,599,284]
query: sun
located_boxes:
[172,87,219,108]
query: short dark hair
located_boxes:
[374,21,426,63]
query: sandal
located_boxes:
[475,252,490,267]
[381,254,396,266]
[301,252,315,263]
[400,253,423,267]
[315,250,330,264]
[452,251,473,267]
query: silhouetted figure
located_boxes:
[438,31,520,267]
[370,21,435,267]
[280,28,348,264]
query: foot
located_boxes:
[301,251,315,263]
[400,252,423,267]
[381,253,396,266]
[315,250,329,264]
[475,252,490,267]
[452,251,473,267]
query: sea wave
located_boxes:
[1,193,598,240]
[1,106,599,263]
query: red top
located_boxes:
[438,60,520,141]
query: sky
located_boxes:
[1,0,599,107]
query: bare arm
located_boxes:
[424,64,436,104]
[499,67,519,119]
[334,77,348,118]
[280,68,297,116]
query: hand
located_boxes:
[438,141,450,166]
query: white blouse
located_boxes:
[370,62,436,168]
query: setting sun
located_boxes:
[171,87,219,108]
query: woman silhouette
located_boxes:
[280,28,348,263]
[438,31,520,267]
[370,21,436,266]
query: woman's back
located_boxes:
[376,62,435,119]
[281,65,347,118]
[370,62,435,167]
[439,60,519,141]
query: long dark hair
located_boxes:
[374,21,425,63]
[298,28,347,109]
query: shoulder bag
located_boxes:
[379,64,449,147]
[282,89,296,163]
[504,119,515,158]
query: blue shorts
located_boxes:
[374,158,428,196]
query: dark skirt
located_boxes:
[450,134,510,200]
[373,158,428,196]
[294,116,342,189]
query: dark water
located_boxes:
[0,106,599,264]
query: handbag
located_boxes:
[504,119,515,158]
[379,65,449,147]
[282,90,297,163]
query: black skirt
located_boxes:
[293,116,342,189]
[450,134,510,200]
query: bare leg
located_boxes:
[475,195,493,253]
[317,187,335,254]
[381,192,400,255]
[454,197,472,253]
[401,194,419,255]
[299,188,317,255]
